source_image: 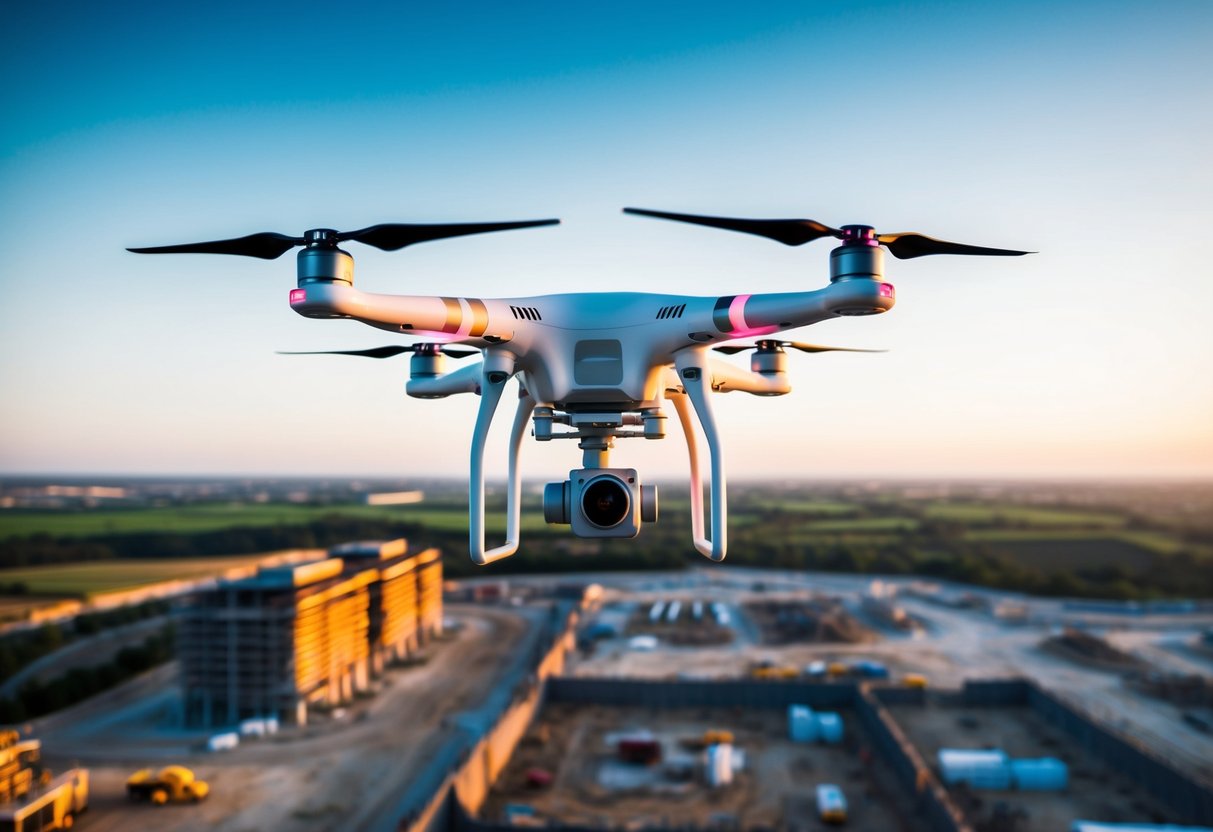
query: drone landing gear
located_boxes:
[671,351,728,562]
[468,353,533,566]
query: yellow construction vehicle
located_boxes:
[126,766,209,805]
[903,673,929,689]
[702,729,734,745]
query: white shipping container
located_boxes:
[1011,757,1068,791]
[666,600,682,623]
[206,732,239,752]
[816,712,844,744]
[788,705,818,742]
[239,718,267,737]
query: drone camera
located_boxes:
[544,468,658,538]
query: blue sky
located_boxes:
[1,1,1211,479]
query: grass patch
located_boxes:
[759,500,859,516]
[804,517,920,533]
[0,555,280,598]
[965,528,1208,557]
[921,502,1126,528]
[0,501,558,540]
[986,538,1156,574]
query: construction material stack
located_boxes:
[415,548,445,641]
[0,732,88,832]
[378,554,420,664]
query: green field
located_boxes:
[0,502,557,540]
[964,527,1208,556]
[758,500,858,516]
[921,502,1126,528]
[803,516,920,533]
[0,555,284,597]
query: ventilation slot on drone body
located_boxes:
[655,304,686,320]
[510,306,542,321]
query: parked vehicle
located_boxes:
[816,783,848,824]
[126,766,209,805]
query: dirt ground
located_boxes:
[744,598,873,645]
[887,699,1184,830]
[482,702,916,832]
[38,604,535,832]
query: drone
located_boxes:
[129,208,1029,565]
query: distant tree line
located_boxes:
[0,625,174,723]
[0,600,170,680]
[2,510,1211,601]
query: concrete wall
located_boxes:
[395,601,580,832]
[854,686,971,832]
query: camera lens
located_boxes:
[580,476,631,529]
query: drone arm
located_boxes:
[671,351,728,562]
[468,353,530,566]
[291,283,514,344]
[707,356,790,396]
[406,361,484,398]
[702,281,895,342]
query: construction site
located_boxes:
[481,701,910,830]
[8,570,1213,831]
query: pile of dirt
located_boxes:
[1040,628,1141,669]
[744,598,872,644]
[1126,672,1213,706]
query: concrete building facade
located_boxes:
[179,540,442,728]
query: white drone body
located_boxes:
[130,208,1028,565]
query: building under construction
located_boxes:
[179,540,443,728]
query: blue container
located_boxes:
[1011,757,1068,791]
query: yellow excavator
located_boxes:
[126,766,209,805]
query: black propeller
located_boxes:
[713,341,886,355]
[129,219,560,260]
[623,207,1030,259]
[277,344,479,359]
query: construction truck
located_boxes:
[126,765,210,804]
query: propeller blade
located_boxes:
[876,232,1032,260]
[277,344,481,360]
[713,341,885,354]
[277,346,414,359]
[340,219,560,251]
[624,208,840,247]
[785,342,887,354]
[128,232,304,260]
